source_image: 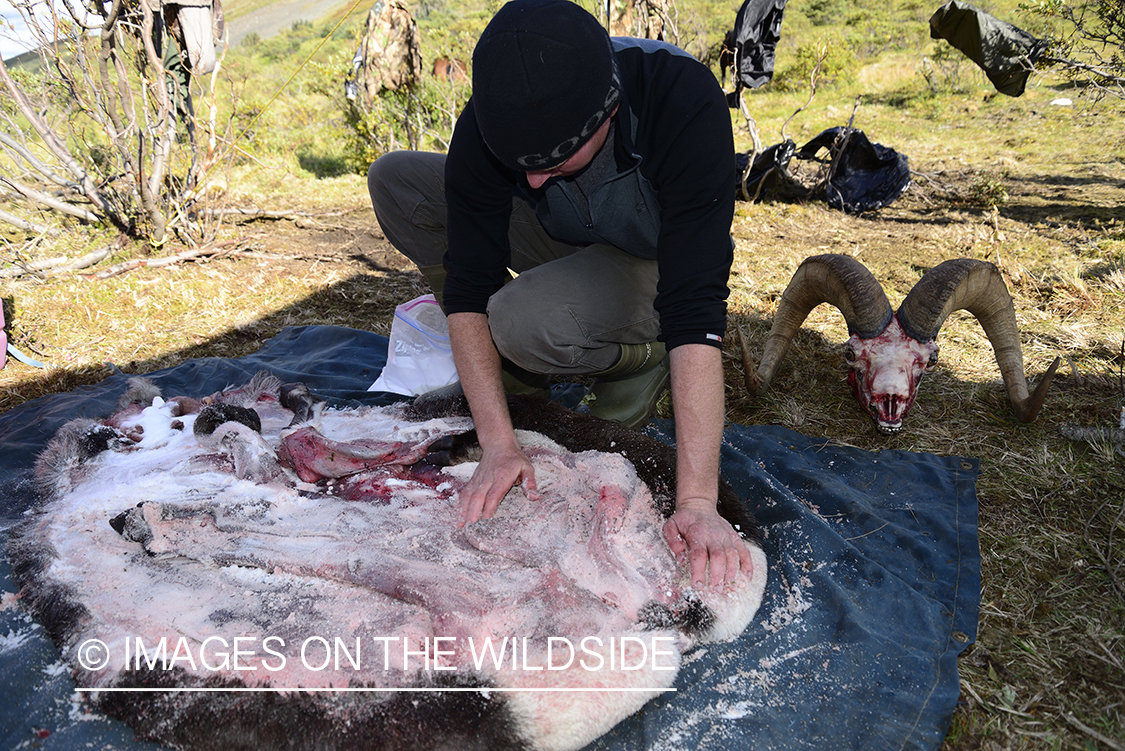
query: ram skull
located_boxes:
[742,254,1060,434]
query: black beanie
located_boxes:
[472,0,622,172]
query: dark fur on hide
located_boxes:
[118,377,162,410]
[6,520,92,653]
[404,393,761,544]
[108,504,141,536]
[99,670,531,751]
[33,419,121,499]
[279,382,323,425]
[193,403,262,436]
[213,371,284,408]
[636,594,716,637]
[422,429,483,466]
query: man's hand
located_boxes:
[662,345,751,589]
[457,443,539,526]
[447,311,541,526]
[663,498,754,589]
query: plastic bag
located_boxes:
[369,294,459,395]
[735,128,910,213]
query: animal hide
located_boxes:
[8,373,767,751]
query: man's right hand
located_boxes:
[447,311,541,526]
[457,442,539,526]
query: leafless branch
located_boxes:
[137,0,171,241]
[0,245,114,278]
[814,96,860,204]
[0,207,56,235]
[781,43,826,142]
[0,175,100,222]
[0,0,226,244]
[0,55,113,219]
[737,90,763,202]
[83,239,243,279]
[0,132,76,188]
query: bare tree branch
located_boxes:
[0,176,100,221]
[0,207,56,235]
[0,246,118,278]
[1041,54,1125,86]
[84,239,241,279]
[0,55,113,218]
[781,44,826,142]
[0,132,77,189]
[0,0,225,244]
[138,0,172,241]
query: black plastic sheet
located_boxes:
[929,0,1047,97]
[736,127,911,213]
[729,0,791,93]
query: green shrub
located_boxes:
[806,0,850,27]
[257,19,325,62]
[337,79,471,174]
[303,49,471,175]
[843,10,928,57]
[917,39,978,95]
[969,173,1010,207]
[772,34,860,91]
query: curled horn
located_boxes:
[749,254,894,393]
[897,259,1060,422]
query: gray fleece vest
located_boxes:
[524,39,697,260]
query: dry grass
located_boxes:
[0,187,426,411]
[720,91,1125,747]
[2,42,1125,751]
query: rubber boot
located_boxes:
[500,360,551,397]
[580,342,670,429]
[414,360,550,409]
[418,263,448,311]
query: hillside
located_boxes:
[223,0,361,48]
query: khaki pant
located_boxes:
[367,151,660,375]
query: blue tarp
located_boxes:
[0,325,980,751]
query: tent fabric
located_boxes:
[729,0,790,93]
[929,0,1047,97]
[0,325,980,751]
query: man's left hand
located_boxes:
[663,500,754,589]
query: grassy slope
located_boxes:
[2,0,1123,748]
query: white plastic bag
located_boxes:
[369,294,459,395]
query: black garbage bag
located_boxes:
[800,127,912,213]
[735,138,797,200]
[735,127,911,213]
[726,0,791,106]
[929,0,1047,96]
